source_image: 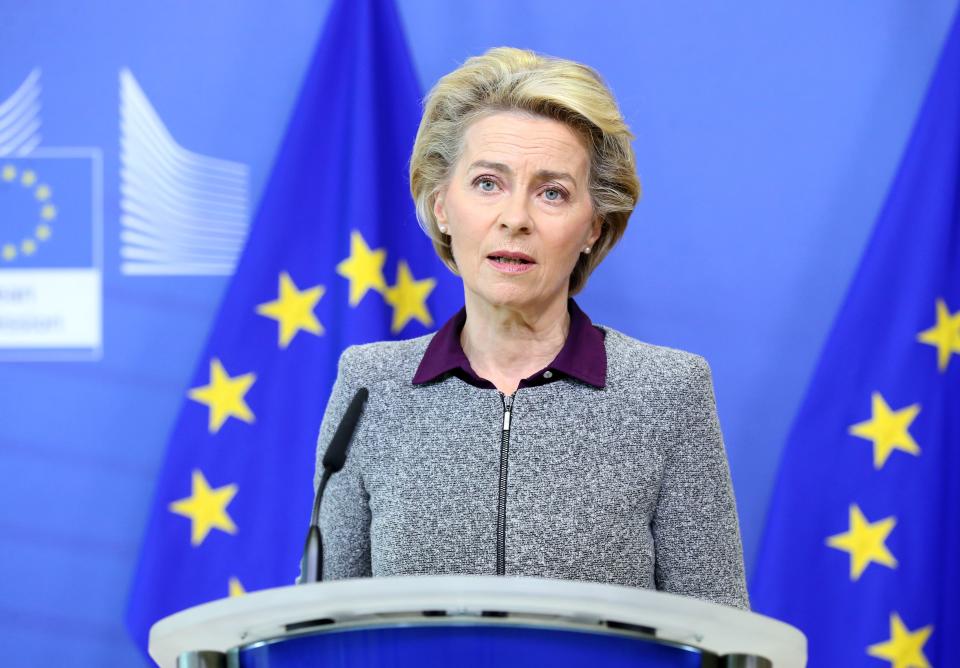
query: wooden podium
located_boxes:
[149,576,805,667]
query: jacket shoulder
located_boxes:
[599,326,713,391]
[336,334,433,385]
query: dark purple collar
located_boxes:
[412,299,606,390]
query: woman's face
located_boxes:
[434,112,600,314]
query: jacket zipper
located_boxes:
[496,392,514,576]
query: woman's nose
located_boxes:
[497,193,533,234]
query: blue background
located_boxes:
[0,1,957,664]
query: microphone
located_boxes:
[298,386,369,584]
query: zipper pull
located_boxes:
[502,394,513,431]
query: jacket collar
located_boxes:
[412,299,606,389]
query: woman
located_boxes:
[316,47,749,610]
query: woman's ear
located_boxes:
[432,189,447,225]
[588,215,603,247]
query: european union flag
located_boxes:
[752,12,960,667]
[0,154,95,268]
[125,0,460,654]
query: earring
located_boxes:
[439,225,449,235]
[583,246,591,254]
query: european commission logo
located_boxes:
[0,70,103,361]
[0,67,252,361]
[119,69,249,276]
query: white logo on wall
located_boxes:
[119,69,250,276]
[0,68,41,155]
[0,69,103,361]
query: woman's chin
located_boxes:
[471,283,557,312]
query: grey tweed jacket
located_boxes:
[316,326,750,610]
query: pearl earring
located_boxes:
[583,246,591,254]
[439,225,448,235]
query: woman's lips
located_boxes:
[489,250,535,262]
[487,252,536,274]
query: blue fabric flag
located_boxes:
[752,12,959,668]
[125,0,461,653]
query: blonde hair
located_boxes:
[409,47,641,295]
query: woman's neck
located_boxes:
[460,292,570,395]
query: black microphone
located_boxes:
[298,387,368,584]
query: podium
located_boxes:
[149,576,805,667]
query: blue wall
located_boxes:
[0,1,956,664]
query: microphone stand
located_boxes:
[298,387,368,584]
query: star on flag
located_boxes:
[337,230,387,306]
[256,271,325,348]
[867,612,933,668]
[168,470,238,546]
[228,577,246,598]
[188,358,257,434]
[335,230,436,332]
[916,297,960,373]
[384,260,436,333]
[825,504,897,581]
[848,392,921,469]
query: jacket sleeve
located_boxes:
[316,346,372,579]
[651,354,750,609]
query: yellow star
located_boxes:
[849,392,921,469]
[1,164,15,181]
[825,504,897,580]
[168,470,238,546]
[255,271,325,348]
[383,260,436,333]
[336,230,387,306]
[20,169,36,186]
[228,576,246,597]
[867,612,933,668]
[188,358,256,434]
[917,298,960,372]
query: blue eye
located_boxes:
[543,188,564,201]
[477,177,497,192]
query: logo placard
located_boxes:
[0,149,103,360]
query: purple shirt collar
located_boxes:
[412,299,606,389]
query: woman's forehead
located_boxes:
[459,112,589,176]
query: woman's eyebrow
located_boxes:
[467,160,511,174]
[468,160,577,185]
[535,169,577,185]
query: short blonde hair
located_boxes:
[409,47,641,295]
